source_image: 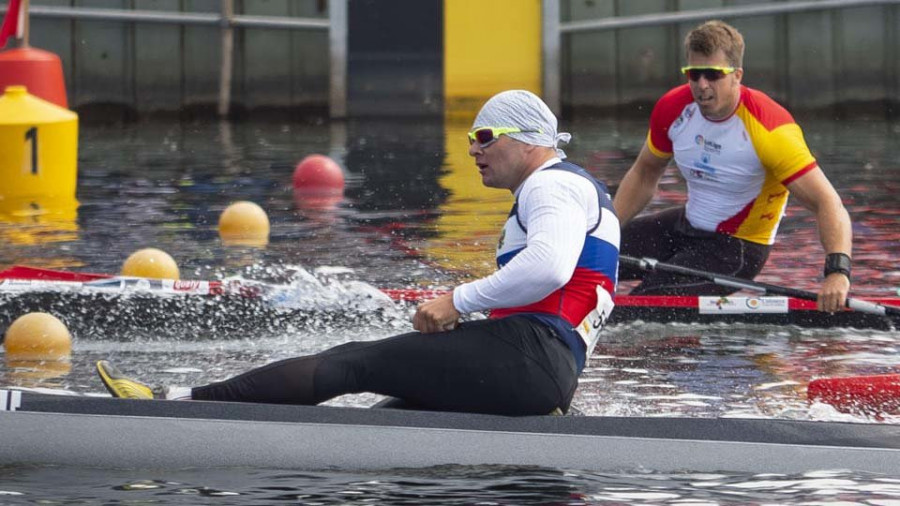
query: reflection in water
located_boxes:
[339,118,450,285]
[344,118,446,212]
[0,196,79,248]
[428,117,513,279]
[3,461,900,504]
[4,359,71,387]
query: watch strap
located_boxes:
[824,253,851,281]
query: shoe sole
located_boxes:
[96,360,153,399]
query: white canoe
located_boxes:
[2,389,899,475]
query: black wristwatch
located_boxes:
[824,253,851,281]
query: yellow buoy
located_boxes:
[0,85,79,202]
[3,312,72,361]
[121,248,180,279]
[218,201,270,247]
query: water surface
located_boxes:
[0,114,898,502]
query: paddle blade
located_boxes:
[808,374,900,416]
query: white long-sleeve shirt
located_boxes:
[453,158,603,313]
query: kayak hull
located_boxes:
[3,391,900,474]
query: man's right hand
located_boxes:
[818,273,850,313]
[412,293,461,333]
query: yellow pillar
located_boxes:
[444,0,542,117]
[421,1,542,278]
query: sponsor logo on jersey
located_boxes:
[691,153,720,180]
[695,134,723,154]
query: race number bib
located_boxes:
[575,286,615,364]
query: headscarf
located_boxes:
[472,90,572,159]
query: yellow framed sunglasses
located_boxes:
[680,65,737,82]
[468,126,542,148]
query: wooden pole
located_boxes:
[18,0,31,47]
[328,0,347,119]
[218,0,234,118]
[542,0,561,115]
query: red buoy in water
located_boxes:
[0,47,67,107]
[292,155,344,195]
[292,155,345,210]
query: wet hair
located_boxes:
[684,20,744,68]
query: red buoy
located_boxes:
[0,47,67,107]
[808,373,900,416]
[292,155,345,210]
[292,155,344,195]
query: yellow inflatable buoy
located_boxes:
[3,312,72,361]
[121,248,180,279]
[218,201,270,247]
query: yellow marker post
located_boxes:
[428,0,541,276]
[0,85,79,203]
[444,0,542,117]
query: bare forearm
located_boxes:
[816,199,852,256]
[613,145,669,225]
[614,169,659,225]
[784,167,852,312]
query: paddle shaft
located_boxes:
[620,255,900,317]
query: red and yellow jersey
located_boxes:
[646,85,817,245]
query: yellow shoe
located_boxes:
[96,360,154,399]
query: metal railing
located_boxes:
[542,0,900,113]
[7,0,899,117]
[23,4,330,29]
[0,0,346,118]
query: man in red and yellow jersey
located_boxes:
[614,20,852,313]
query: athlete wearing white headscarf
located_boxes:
[472,90,572,159]
[96,90,617,419]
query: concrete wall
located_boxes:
[562,0,900,116]
[28,0,329,116]
[18,0,900,117]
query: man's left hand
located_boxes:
[818,273,850,313]
[413,293,461,333]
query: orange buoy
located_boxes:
[121,248,180,279]
[218,201,270,246]
[292,155,345,196]
[0,47,67,107]
[3,312,72,361]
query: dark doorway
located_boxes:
[347,0,443,117]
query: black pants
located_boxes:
[620,207,771,295]
[192,315,578,416]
